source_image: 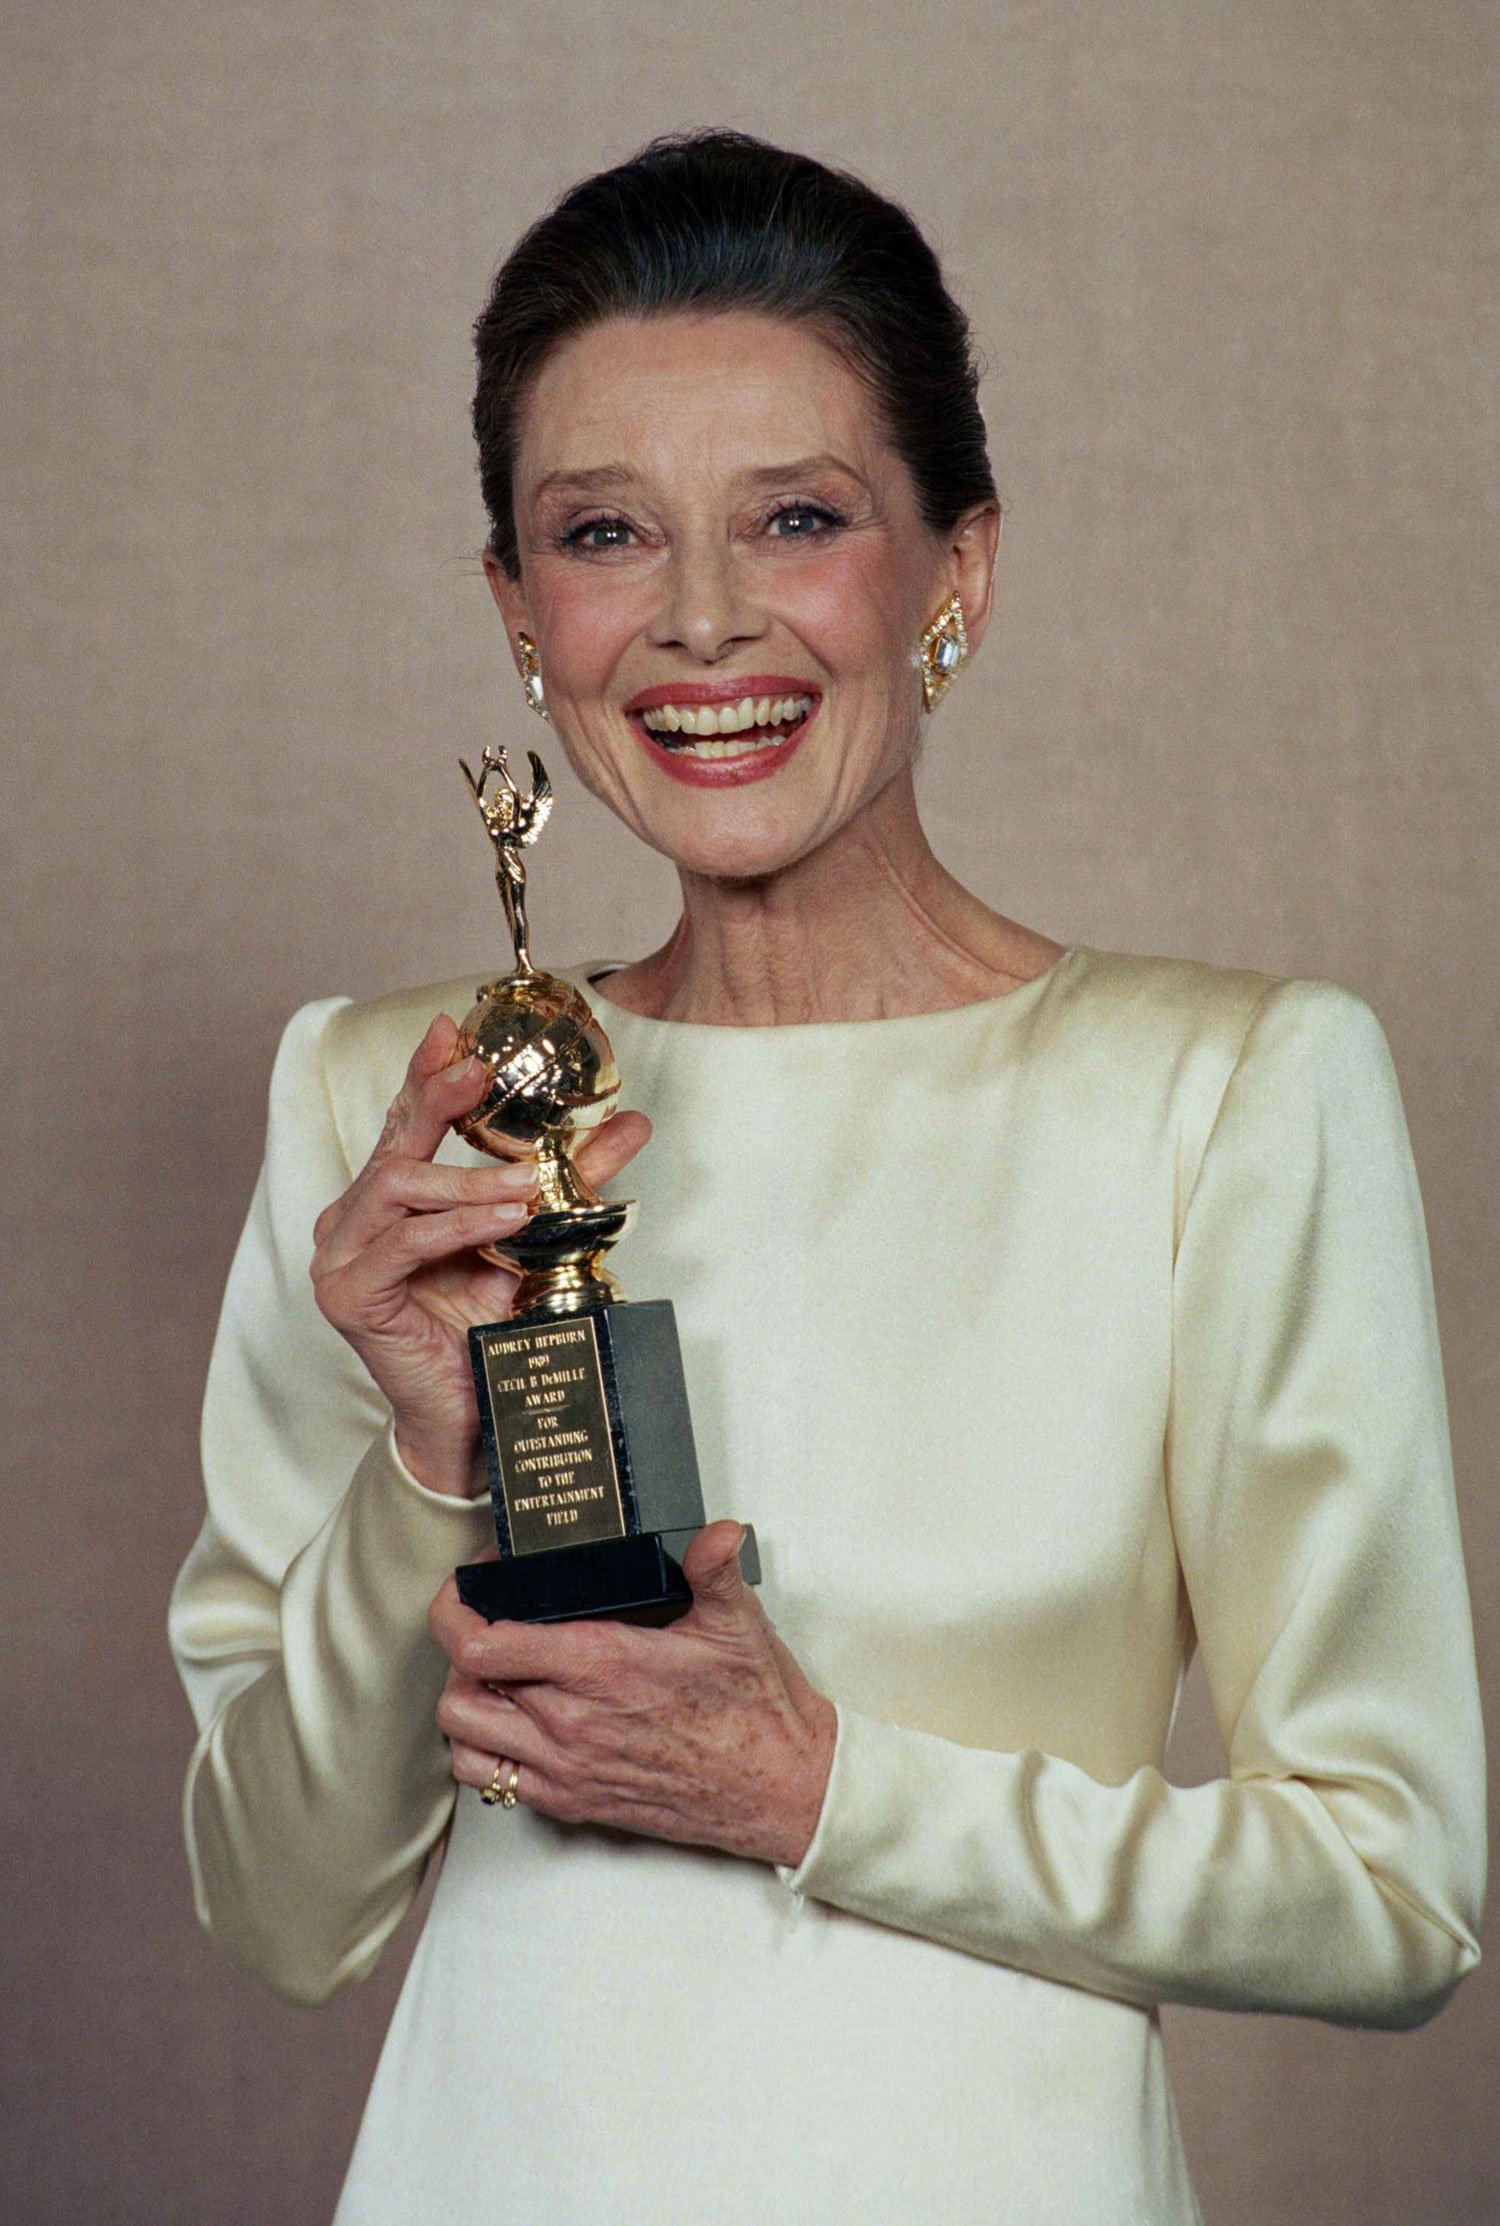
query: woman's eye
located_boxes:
[766,503,843,539]
[560,515,634,552]
[557,503,843,551]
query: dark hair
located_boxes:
[471,127,997,577]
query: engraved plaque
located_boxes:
[472,1318,626,1556]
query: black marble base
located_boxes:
[456,1523,761,1627]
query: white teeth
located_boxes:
[638,692,814,742]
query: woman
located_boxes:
[169,129,1486,2223]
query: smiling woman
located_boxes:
[168,128,1486,2226]
[481,303,1009,901]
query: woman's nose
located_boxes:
[646,535,765,662]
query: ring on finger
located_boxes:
[481,1758,521,1810]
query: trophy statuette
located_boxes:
[447,742,759,1625]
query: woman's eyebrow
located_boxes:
[739,453,867,487]
[530,464,635,502]
[529,453,868,504]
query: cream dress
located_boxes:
[169,943,1486,2224]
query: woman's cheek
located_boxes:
[554,713,643,822]
[522,570,640,724]
[766,534,914,669]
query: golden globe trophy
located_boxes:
[447,741,759,1624]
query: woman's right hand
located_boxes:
[311,1011,651,1499]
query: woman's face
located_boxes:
[486,309,998,881]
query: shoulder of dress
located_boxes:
[320,971,484,1064]
[1072,941,1272,1025]
[1068,942,1373,1068]
[314,970,489,1164]
[1067,949,1387,1253]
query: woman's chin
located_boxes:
[649,822,816,882]
[616,773,825,881]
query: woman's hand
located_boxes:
[311,1011,651,1499]
[429,1522,839,1870]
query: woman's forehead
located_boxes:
[516,312,885,489]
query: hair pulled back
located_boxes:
[472,128,997,577]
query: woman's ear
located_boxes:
[947,500,1003,655]
[482,550,533,673]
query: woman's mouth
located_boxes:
[627,691,819,787]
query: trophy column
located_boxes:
[460,1292,751,1625]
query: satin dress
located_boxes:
[169,943,1486,2224]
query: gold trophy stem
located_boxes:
[513,1253,627,1322]
[475,1136,633,1321]
[534,1134,601,1212]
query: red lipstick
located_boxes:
[621,674,821,713]
[623,674,821,789]
[633,719,812,787]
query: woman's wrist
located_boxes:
[769,1689,839,1870]
[392,1425,483,1502]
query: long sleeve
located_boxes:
[781,977,1486,2029]
[168,997,494,2006]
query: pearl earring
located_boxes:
[516,632,550,722]
[916,592,969,713]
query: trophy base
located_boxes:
[456,1524,761,1627]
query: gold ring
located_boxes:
[481,1759,521,1809]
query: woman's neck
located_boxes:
[596,771,1067,1026]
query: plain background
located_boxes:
[3,4,1495,2220]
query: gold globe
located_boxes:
[448,970,634,1319]
[451,970,621,1161]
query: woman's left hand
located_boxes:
[429,1523,837,1870]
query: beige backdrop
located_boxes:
[4,3,1495,2220]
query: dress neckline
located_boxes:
[577,943,1088,1045]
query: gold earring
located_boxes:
[516,631,550,722]
[917,592,969,713]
